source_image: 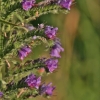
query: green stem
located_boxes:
[25,5,61,23]
[37,0,58,6]
[0,19,18,26]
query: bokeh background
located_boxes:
[35,0,100,100]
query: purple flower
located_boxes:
[58,0,72,10]
[25,74,41,89]
[38,23,44,29]
[21,46,31,54]
[39,83,55,96]
[18,46,31,60]
[18,49,27,60]
[44,26,58,39]
[25,24,35,31]
[45,58,58,73]
[33,35,37,40]
[22,0,36,11]
[0,92,3,98]
[50,39,64,58]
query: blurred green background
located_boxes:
[35,0,100,100]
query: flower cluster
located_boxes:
[18,74,55,97]
[16,23,64,98]
[22,0,73,11]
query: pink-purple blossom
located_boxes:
[18,46,31,60]
[44,26,58,39]
[45,58,58,73]
[38,23,44,29]
[22,0,36,11]
[25,74,41,89]
[0,92,3,98]
[21,46,31,54]
[39,83,55,96]
[58,0,72,10]
[25,24,35,31]
[50,39,64,58]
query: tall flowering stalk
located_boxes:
[0,0,73,99]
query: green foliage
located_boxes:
[0,0,70,99]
